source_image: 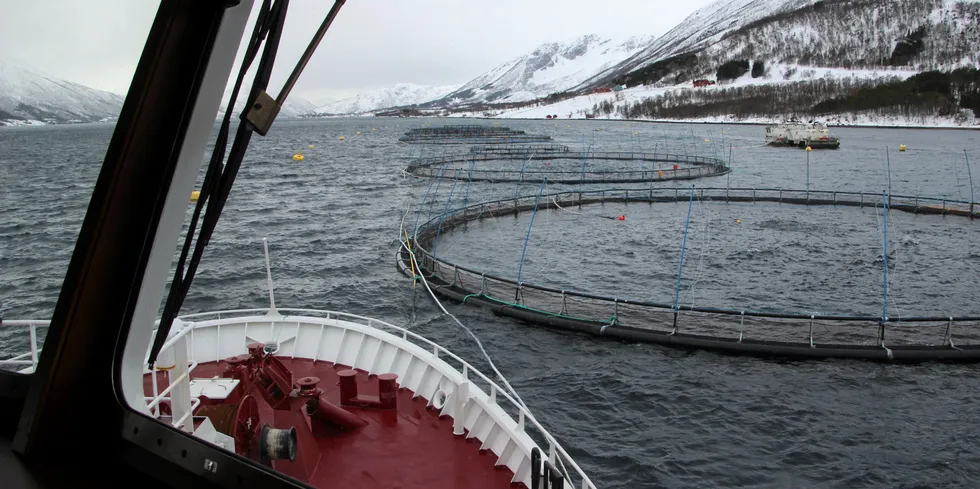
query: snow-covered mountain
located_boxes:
[578,0,980,89]
[214,85,320,120]
[573,0,817,89]
[426,34,655,107]
[0,60,123,125]
[309,83,460,116]
[458,0,980,127]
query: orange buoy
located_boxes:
[617,215,626,221]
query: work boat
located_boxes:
[0,1,595,489]
[765,121,841,149]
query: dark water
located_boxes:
[2,118,980,488]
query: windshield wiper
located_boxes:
[146,0,347,369]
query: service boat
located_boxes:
[765,121,841,149]
[0,0,596,488]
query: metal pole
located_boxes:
[672,185,696,330]
[726,143,733,200]
[262,238,278,314]
[412,167,439,238]
[806,148,810,196]
[882,190,889,329]
[463,159,475,208]
[516,178,548,292]
[886,147,892,205]
[433,169,463,258]
[966,150,975,218]
[424,166,447,224]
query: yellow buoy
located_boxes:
[356,131,361,135]
[339,136,345,141]
[736,219,741,224]
[806,146,812,151]
[634,132,639,136]
[704,139,710,143]
[899,144,907,152]
[190,190,200,202]
[292,153,304,161]
[308,144,314,149]
[372,128,377,131]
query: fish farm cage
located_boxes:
[398,187,980,362]
[403,145,731,184]
[398,124,553,144]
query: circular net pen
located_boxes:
[398,187,980,362]
[399,125,553,144]
[404,146,730,185]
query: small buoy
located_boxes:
[372,128,377,131]
[806,146,812,151]
[634,132,638,136]
[899,144,907,152]
[736,219,741,224]
[704,139,710,143]
[339,136,345,141]
[617,215,626,221]
[292,153,304,161]
[308,144,314,149]
[673,164,679,170]
[356,131,361,135]
[190,190,200,202]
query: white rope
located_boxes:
[399,239,532,413]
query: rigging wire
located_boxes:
[147,0,347,367]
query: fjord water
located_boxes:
[2,118,979,488]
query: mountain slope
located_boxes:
[427,34,655,107]
[466,0,980,126]
[310,83,460,115]
[0,60,123,124]
[580,0,979,90]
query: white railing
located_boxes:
[1,308,596,489]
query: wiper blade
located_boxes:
[146,0,347,369]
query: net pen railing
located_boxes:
[402,187,980,359]
[406,151,730,184]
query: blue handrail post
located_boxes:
[966,150,974,219]
[516,178,548,301]
[672,185,696,334]
[433,169,463,259]
[881,190,889,344]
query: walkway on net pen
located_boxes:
[403,147,731,185]
[398,125,553,144]
[398,187,980,363]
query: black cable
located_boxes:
[146,0,288,368]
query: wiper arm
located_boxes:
[146,0,347,369]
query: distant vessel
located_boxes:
[765,121,840,149]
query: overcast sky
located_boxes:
[0,0,718,102]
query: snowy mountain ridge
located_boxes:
[425,33,656,107]
[574,0,818,89]
[0,59,123,125]
[310,83,460,116]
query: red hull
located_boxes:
[145,358,522,489]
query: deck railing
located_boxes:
[1,308,596,489]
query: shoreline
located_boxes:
[463,116,980,131]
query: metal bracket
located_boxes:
[245,90,281,136]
